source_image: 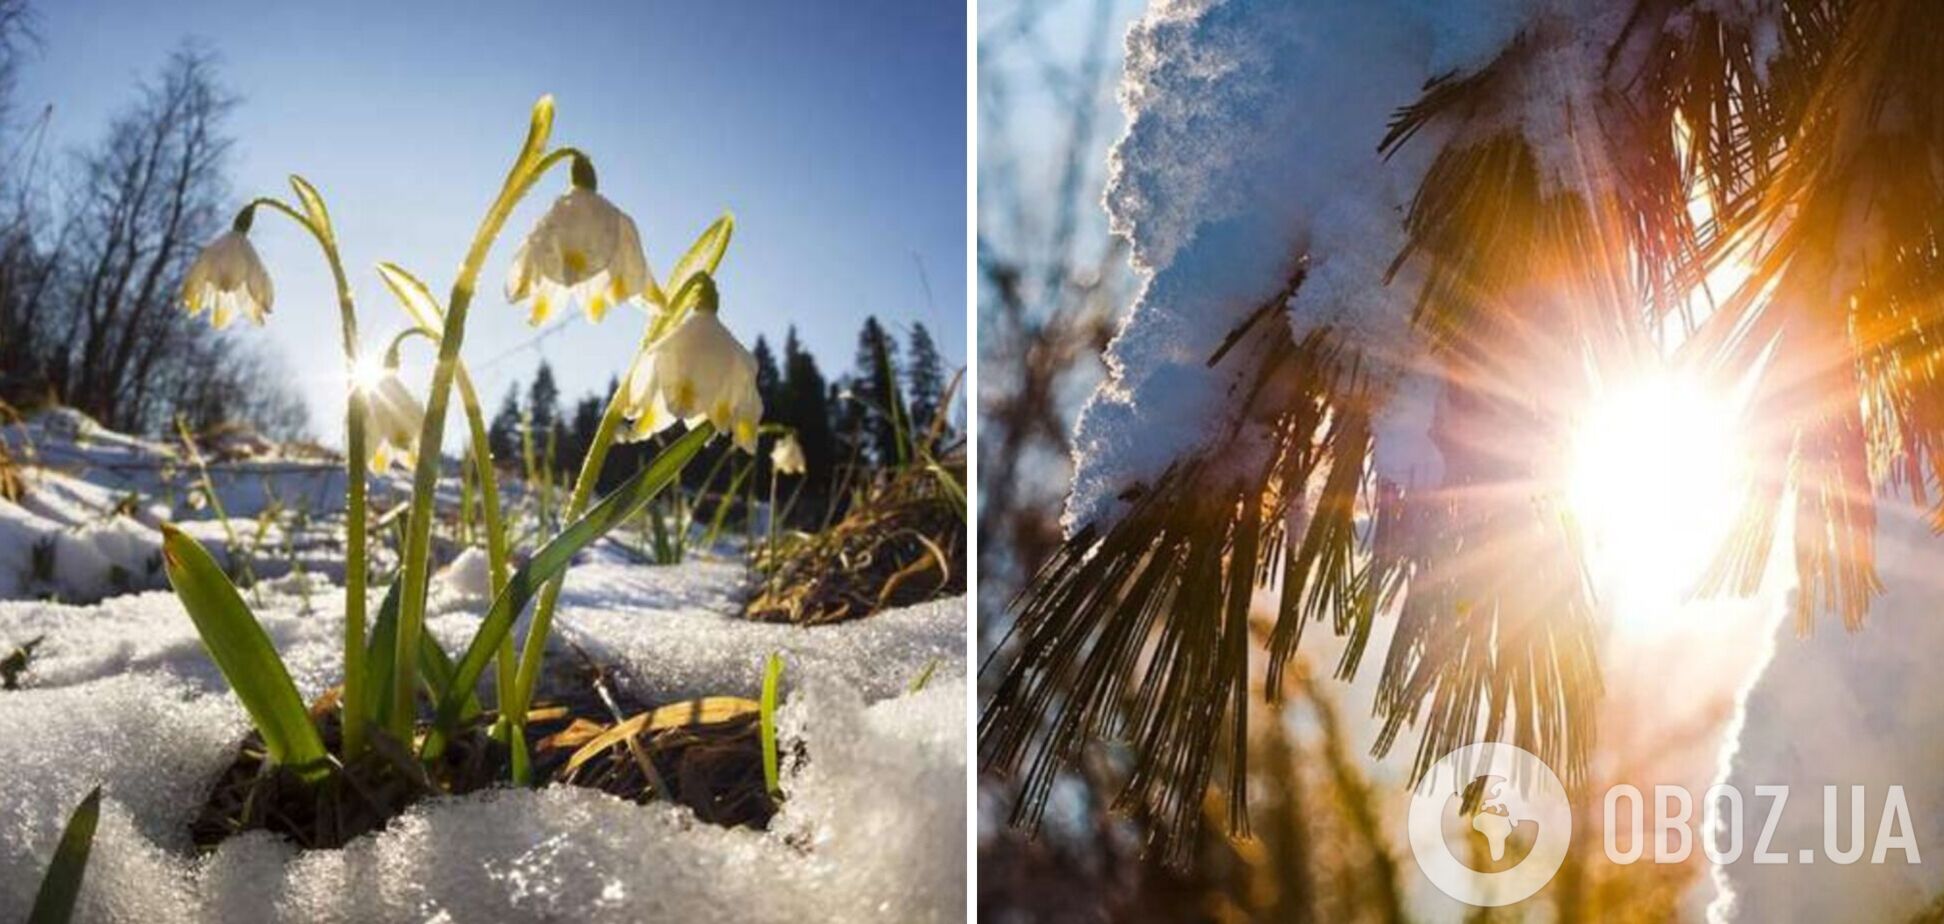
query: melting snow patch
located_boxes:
[0,568,965,921]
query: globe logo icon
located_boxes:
[1408,744,1573,907]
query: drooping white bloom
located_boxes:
[621,310,763,453]
[182,230,275,329]
[770,433,806,476]
[505,187,648,325]
[359,366,424,471]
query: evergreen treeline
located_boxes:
[486,318,953,527]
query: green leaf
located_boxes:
[872,330,911,467]
[366,580,401,731]
[418,624,468,716]
[27,786,100,924]
[761,652,784,799]
[422,424,714,761]
[658,213,734,311]
[160,525,329,780]
[288,175,334,242]
[376,262,445,336]
[703,460,753,551]
[365,579,477,728]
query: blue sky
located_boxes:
[16,0,966,445]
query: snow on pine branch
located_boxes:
[1063,0,1780,533]
[1068,0,1460,534]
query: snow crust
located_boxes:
[0,409,965,922]
[0,409,383,603]
[0,570,966,921]
[1069,0,1461,532]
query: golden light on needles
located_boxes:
[1568,372,1748,625]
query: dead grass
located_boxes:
[0,398,27,502]
[744,454,966,625]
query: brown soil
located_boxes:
[190,666,787,852]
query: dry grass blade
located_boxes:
[541,692,779,829]
[559,697,760,775]
[3,634,44,690]
[746,453,966,624]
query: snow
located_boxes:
[0,501,164,603]
[0,409,387,603]
[433,547,494,607]
[1066,0,1701,531]
[1705,500,1944,922]
[1069,0,1454,532]
[1404,0,1536,77]
[0,408,966,922]
[1691,1,1784,82]
[0,569,966,921]
[555,559,962,704]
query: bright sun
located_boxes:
[349,354,388,393]
[1568,372,1747,623]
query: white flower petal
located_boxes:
[616,309,764,454]
[183,230,273,328]
[503,188,645,323]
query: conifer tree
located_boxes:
[906,322,947,443]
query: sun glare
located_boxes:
[349,354,389,393]
[1568,373,1747,624]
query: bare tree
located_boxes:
[0,0,49,398]
[0,39,307,439]
[56,45,236,430]
[976,0,1129,625]
[0,0,34,126]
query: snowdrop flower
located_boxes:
[770,433,806,476]
[182,229,274,329]
[622,309,763,454]
[504,162,648,325]
[357,361,424,471]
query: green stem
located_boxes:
[246,195,370,758]
[173,415,257,601]
[383,328,509,597]
[391,132,581,741]
[506,386,628,779]
[452,364,517,720]
[766,472,779,597]
[502,278,710,781]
